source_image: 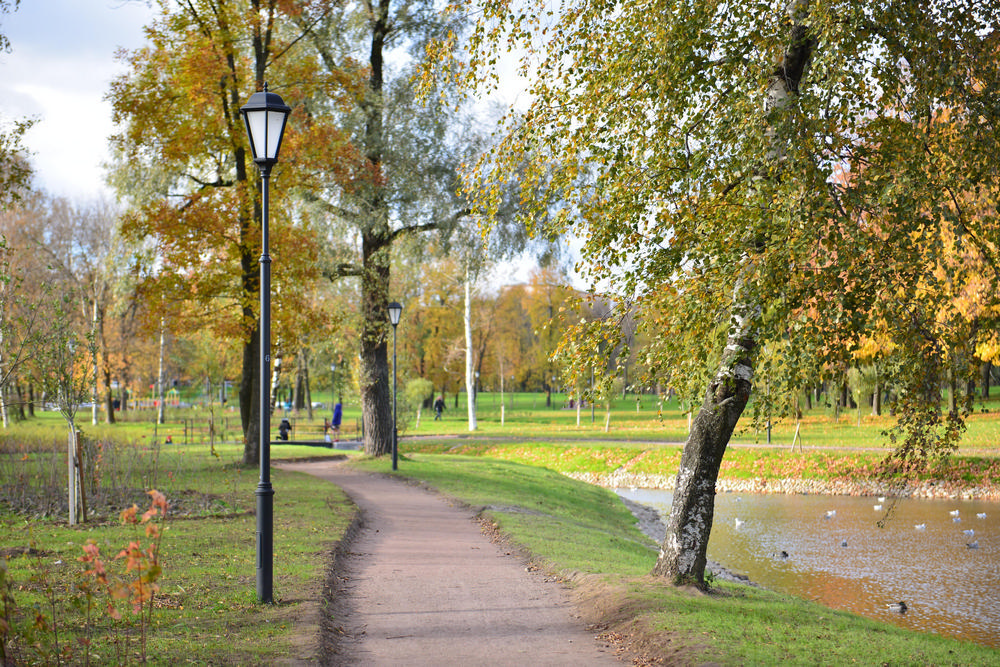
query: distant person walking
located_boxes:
[332,402,343,442]
[434,395,445,421]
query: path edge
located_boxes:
[316,498,364,666]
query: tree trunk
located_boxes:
[157,320,166,425]
[240,174,262,465]
[67,423,78,526]
[465,267,477,431]
[304,353,313,420]
[355,0,395,458]
[982,361,991,399]
[92,300,99,426]
[237,13,270,467]
[872,369,881,417]
[360,232,393,456]
[13,380,24,421]
[651,326,755,586]
[292,349,314,419]
[241,322,261,465]
[948,367,958,416]
[103,369,115,424]
[360,329,392,456]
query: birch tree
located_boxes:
[440,0,1000,587]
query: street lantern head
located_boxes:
[388,301,403,327]
[240,84,291,168]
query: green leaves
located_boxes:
[444,0,1000,465]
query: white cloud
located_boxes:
[0,0,154,199]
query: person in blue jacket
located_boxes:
[332,402,343,442]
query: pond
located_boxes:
[617,488,1000,648]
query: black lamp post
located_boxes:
[240,83,290,605]
[388,301,402,471]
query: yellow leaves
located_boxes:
[976,334,1000,364]
[851,332,896,362]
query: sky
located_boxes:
[0,0,155,200]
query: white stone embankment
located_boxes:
[566,470,1000,500]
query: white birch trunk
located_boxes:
[499,356,506,426]
[0,281,7,429]
[0,319,7,430]
[464,268,477,431]
[576,383,581,426]
[157,318,166,425]
[653,0,813,586]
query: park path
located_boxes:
[278,459,621,666]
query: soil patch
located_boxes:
[570,573,716,666]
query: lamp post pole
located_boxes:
[388,302,402,471]
[257,160,274,603]
[240,84,290,605]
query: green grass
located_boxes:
[4,396,1000,664]
[357,454,999,665]
[400,436,1000,492]
[1,441,355,665]
[45,388,1000,457]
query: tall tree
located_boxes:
[108,0,331,464]
[20,196,126,424]
[291,1,484,455]
[444,0,1000,587]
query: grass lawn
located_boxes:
[1,439,355,665]
[3,394,999,664]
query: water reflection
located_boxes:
[618,489,1000,648]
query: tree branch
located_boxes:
[390,207,471,243]
[323,263,364,280]
[300,191,361,224]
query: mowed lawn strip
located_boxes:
[355,453,1000,665]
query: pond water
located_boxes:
[617,488,1000,648]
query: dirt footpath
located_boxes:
[280,460,621,666]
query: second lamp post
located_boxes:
[388,302,402,470]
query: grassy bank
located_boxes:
[355,454,998,665]
[400,438,1000,499]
